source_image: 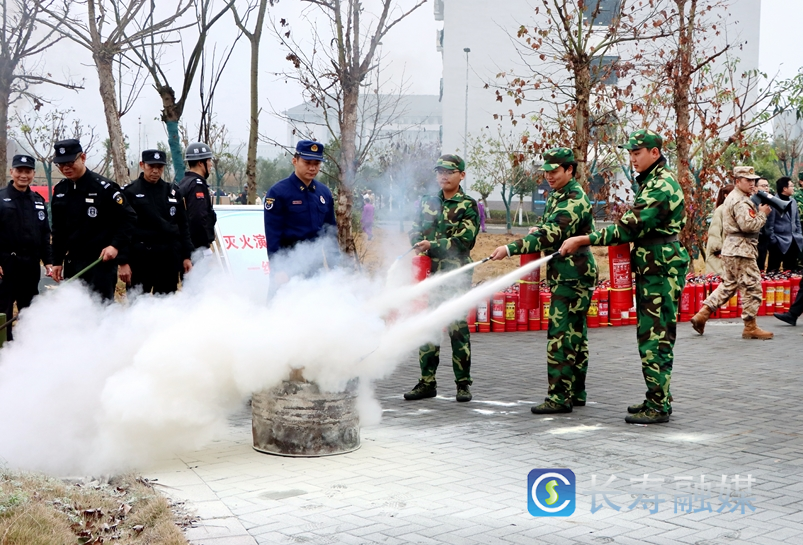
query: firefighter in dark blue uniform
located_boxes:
[50,139,137,301]
[263,140,338,291]
[0,154,52,340]
[119,150,194,294]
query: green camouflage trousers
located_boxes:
[546,282,593,406]
[419,319,472,384]
[636,272,685,413]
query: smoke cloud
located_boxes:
[0,241,549,476]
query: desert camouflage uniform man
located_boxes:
[120,150,194,294]
[490,148,597,414]
[0,155,52,340]
[691,166,773,340]
[404,154,480,403]
[50,139,137,301]
[561,130,689,424]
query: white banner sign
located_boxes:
[214,205,270,290]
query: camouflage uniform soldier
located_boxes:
[561,130,689,424]
[691,166,773,340]
[490,148,597,414]
[404,154,480,403]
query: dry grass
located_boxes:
[0,472,191,545]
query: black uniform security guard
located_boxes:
[0,154,52,340]
[263,140,338,290]
[120,150,194,294]
[177,142,217,252]
[50,139,137,301]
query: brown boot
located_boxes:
[742,317,773,340]
[691,305,712,335]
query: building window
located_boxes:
[583,0,621,27]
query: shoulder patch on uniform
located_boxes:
[113,191,124,205]
[195,192,205,199]
[265,198,275,210]
[749,207,756,218]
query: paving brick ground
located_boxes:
[144,316,803,545]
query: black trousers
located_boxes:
[65,257,118,301]
[767,244,801,273]
[0,257,41,341]
[130,255,180,295]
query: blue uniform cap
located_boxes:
[296,140,326,162]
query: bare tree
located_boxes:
[13,108,96,197]
[0,0,82,182]
[276,0,427,257]
[36,0,192,185]
[494,0,673,187]
[131,0,235,181]
[233,0,272,204]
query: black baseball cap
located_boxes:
[11,154,35,169]
[53,139,83,164]
[142,149,167,165]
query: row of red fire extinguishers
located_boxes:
[409,244,801,333]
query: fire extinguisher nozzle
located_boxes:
[549,251,561,259]
[480,256,492,263]
[395,246,416,260]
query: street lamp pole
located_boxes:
[463,47,470,154]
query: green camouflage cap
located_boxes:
[540,147,575,172]
[619,129,663,151]
[434,154,465,172]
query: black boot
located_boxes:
[774,312,798,326]
[404,380,437,400]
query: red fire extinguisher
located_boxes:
[477,299,491,333]
[587,289,600,328]
[411,255,431,313]
[608,244,633,313]
[540,288,551,330]
[505,292,518,332]
[467,306,477,332]
[679,283,693,322]
[491,292,506,332]
[598,286,609,327]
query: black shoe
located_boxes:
[404,380,437,400]
[628,401,672,415]
[531,399,572,414]
[456,381,472,402]
[572,399,586,407]
[625,408,670,424]
[774,312,798,326]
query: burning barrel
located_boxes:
[251,377,360,457]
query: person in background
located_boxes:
[478,199,486,233]
[0,154,52,340]
[766,176,803,272]
[361,195,374,240]
[177,142,217,254]
[705,184,733,275]
[755,178,772,272]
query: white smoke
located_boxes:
[0,241,550,476]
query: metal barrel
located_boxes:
[251,379,360,457]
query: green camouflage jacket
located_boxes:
[410,188,479,273]
[588,158,689,277]
[505,178,597,287]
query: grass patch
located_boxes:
[0,472,192,544]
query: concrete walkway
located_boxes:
[144,316,803,544]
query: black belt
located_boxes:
[726,232,759,240]
[635,234,678,247]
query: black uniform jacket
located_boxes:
[177,172,217,250]
[50,169,137,264]
[0,184,52,264]
[121,174,194,265]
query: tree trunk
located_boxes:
[337,81,360,256]
[672,0,695,251]
[44,162,53,200]
[243,0,268,205]
[0,76,10,187]
[157,84,186,182]
[94,54,129,185]
[574,60,592,189]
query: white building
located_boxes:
[434,0,761,206]
[284,94,442,148]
